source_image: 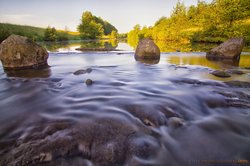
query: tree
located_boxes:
[44,26,57,41]
[216,0,250,27]
[78,11,117,39]
[93,17,118,35]
[110,30,118,39]
[77,11,104,39]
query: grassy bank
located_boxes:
[0,23,80,42]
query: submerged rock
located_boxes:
[5,67,51,78]
[85,79,93,85]
[225,81,250,88]
[0,35,49,70]
[211,70,231,78]
[206,38,245,61]
[135,58,160,65]
[74,68,92,75]
[135,38,160,61]
[168,117,184,129]
[226,69,244,75]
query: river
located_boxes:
[0,40,250,166]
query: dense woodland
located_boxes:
[128,0,250,47]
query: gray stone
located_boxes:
[168,117,184,129]
[206,38,245,60]
[135,38,160,60]
[0,35,48,70]
[211,70,231,78]
[226,69,244,75]
[85,79,93,85]
[74,68,92,75]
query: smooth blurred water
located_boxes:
[0,44,250,166]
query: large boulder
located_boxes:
[135,38,160,61]
[206,38,245,61]
[0,35,48,70]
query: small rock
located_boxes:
[211,70,231,78]
[34,153,52,162]
[85,79,93,85]
[143,119,156,127]
[74,68,92,75]
[168,117,184,128]
[227,69,244,75]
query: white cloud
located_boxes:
[0,14,34,22]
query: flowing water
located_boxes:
[0,41,250,166]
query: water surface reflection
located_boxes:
[166,53,250,69]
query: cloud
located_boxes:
[0,14,33,21]
[0,14,34,23]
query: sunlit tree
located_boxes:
[78,11,104,39]
[216,0,250,27]
[110,30,118,39]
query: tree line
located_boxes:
[128,0,250,47]
[0,11,119,42]
[43,26,80,41]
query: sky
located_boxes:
[0,0,212,33]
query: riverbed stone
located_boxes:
[168,117,184,128]
[206,38,245,61]
[0,35,49,70]
[227,69,244,75]
[211,70,231,78]
[74,68,92,75]
[85,79,93,85]
[135,38,160,60]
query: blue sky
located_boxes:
[0,0,212,33]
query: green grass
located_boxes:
[0,23,80,42]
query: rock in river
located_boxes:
[211,70,231,78]
[85,79,93,85]
[135,38,160,61]
[0,35,48,70]
[206,38,245,61]
[73,68,92,75]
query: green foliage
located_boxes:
[216,0,250,27]
[78,11,117,39]
[110,30,118,39]
[0,23,80,42]
[118,33,127,39]
[78,11,104,39]
[44,27,57,41]
[44,26,72,41]
[0,23,45,42]
[127,0,250,46]
[94,17,118,35]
